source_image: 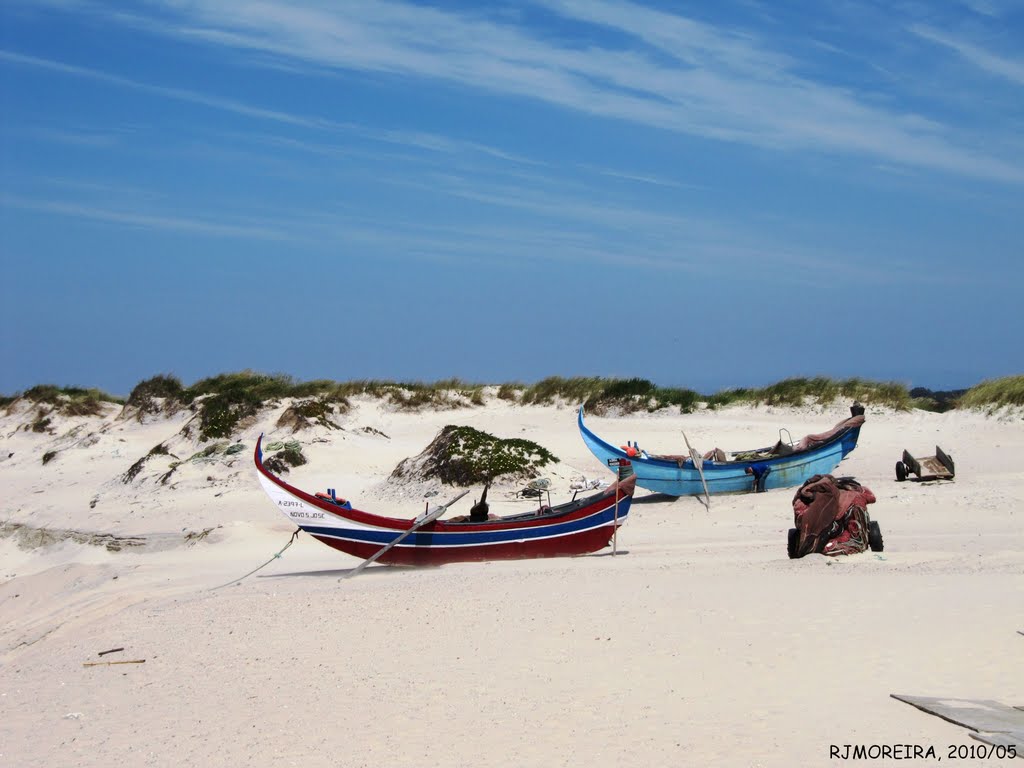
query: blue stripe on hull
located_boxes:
[299,505,630,547]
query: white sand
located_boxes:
[1,396,1022,767]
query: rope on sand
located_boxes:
[210,529,300,590]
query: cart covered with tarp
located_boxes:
[788,474,882,558]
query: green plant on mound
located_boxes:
[520,376,608,406]
[390,425,558,486]
[584,377,657,413]
[387,387,447,410]
[908,387,967,413]
[21,384,122,416]
[496,383,522,401]
[184,372,287,441]
[126,374,186,415]
[759,377,840,407]
[381,379,487,411]
[264,445,307,475]
[521,376,702,414]
[277,397,346,432]
[704,387,754,409]
[959,375,1024,409]
[649,386,702,413]
[588,378,703,414]
[31,411,52,433]
[181,372,358,440]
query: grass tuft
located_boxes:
[127,374,186,415]
[21,384,122,416]
[958,375,1024,409]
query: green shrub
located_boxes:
[264,445,307,474]
[391,425,558,485]
[127,374,185,414]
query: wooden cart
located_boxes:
[895,446,954,482]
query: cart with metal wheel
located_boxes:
[895,446,954,482]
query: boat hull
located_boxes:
[255,436,633,566]
[578,408,861,497]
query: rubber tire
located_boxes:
[868,520,884,552]
[787,528,799,559]
[895,461,907,482]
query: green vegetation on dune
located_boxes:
[10,371,1009,441]
[20,384,123,416]
[519,376,701,414]
[125,373,185,413]
[522,375,909,413]
[959,375,1024,409]
[707,377,912,410]
[122,371,491,441]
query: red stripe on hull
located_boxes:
[313,524,621,566]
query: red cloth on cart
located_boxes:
[792,474,876,557]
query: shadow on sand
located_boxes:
[258,564,426,579]
[257,547,631,578]
[630,492,684,505]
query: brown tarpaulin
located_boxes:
[792,474,876,557]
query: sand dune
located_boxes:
[1,396,1021,766]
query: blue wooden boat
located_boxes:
[578,405,864,497]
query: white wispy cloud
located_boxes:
[0,48,545,169]
[1,194,288,240]
[0,49,326,128]
[580,165,703,190]
[911,25,1024,86]
[960,0,1020,18]
[6,3,1022,182]
[92,0,1021,184]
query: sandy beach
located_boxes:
[1,395,1021,767]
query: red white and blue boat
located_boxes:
[578,405,865,497]
[254,435,636,566]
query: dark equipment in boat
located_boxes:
[469,483,490,522]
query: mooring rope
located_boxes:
[210,529,301,590]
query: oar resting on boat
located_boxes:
[342,490,470,579]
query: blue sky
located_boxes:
[2,0,1022,396]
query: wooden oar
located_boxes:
[683,432,710,508]
[607,458,630,555]
[342,490,469,580]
